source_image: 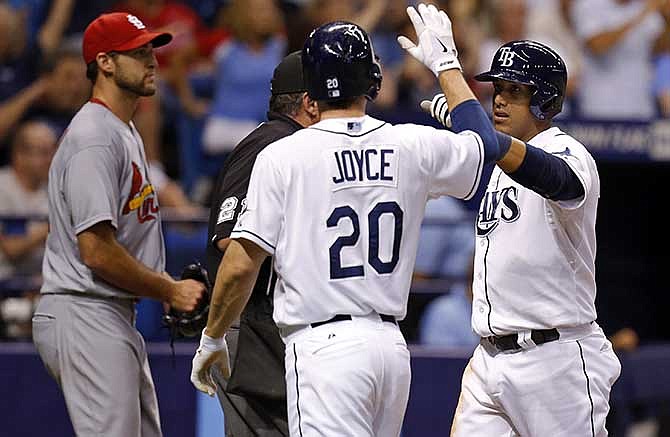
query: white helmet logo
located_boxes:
[127,14,146,30]
[498,47,515,67]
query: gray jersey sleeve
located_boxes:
[65,145,122,234]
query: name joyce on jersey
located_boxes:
[329,145,398,189]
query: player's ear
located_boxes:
[96,52,116,76]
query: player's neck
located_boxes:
[320,108,366,120]
[319,97,367,120]
[91,83,139,124]
[521,121,552,142]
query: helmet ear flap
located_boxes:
[540,94,560,113]
[532,92,562,120]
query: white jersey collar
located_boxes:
[309,115,386,137]
[527,126,563,148]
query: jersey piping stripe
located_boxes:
[577,340,595,437]
[293,343,304,437]
[309,123,387,138]
[463,131,484,200]
[232,229,276,250]
[483,237,496,336]
[484,170,505,336]
[266,258,277,297]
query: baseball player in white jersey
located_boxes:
[188,5,542,435]
[423,39,623,436]
[31,13,205,436]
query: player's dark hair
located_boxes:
[269,92,304,116]
[86,61,98,84]
[317,96,359,111]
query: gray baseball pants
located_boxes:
[32,293,162,437]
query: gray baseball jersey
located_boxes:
[41,101,165,298]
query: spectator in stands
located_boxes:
[0,4,47,149]
[571,0,666,120]
[419,253,479,350]
[201,0,285,155]
[653,1,670,117]
[14,0,136,55]
[369,0,409,110]
[0,121,56,339]
[474,0,529,109]
[414,197,475,280]
[288,0,386,53]
[526,0,582,116]
[414,197,478,349]
[1,37,88,150]
[448,0,486,79]
[22,41,90,136]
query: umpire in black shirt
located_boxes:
[205,51,319,437]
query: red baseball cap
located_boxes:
[82,12,172,64]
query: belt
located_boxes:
[485,328,560,351]
[310,313,397,328]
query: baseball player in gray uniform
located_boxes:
[423,39,623,436]
[31,12,205,437]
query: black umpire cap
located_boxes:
[271,51,306,95]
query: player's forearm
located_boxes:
[496,135,526,172]
[77,223,175,300]
[205,240,265,338]
[437,69,477,110]
[497,134,585,201]
[205,271,256,339]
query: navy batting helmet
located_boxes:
[302,21,382,102]
[475,40,567,120]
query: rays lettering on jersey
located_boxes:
[476,186,520,236]
[331,147,397,188]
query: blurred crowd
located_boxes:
[0,0,668,341]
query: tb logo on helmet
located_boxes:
[497,47,515,67]
[127,14,146,30]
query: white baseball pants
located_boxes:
[282,313,411,437]
[451,323,621,437]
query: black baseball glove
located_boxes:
[162,263,212,338]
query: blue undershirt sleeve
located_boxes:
[507,140,585,201]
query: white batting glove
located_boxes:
[420,93,452,128]
[397,3,461,76]
[190,329,230,397]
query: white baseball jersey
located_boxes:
[231,115,485,327]
[471,126,599,337]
